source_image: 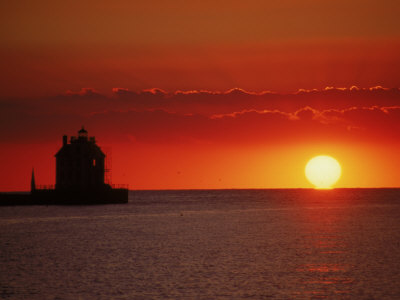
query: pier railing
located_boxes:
[36,184,55,190]
[111,184,129,189]
[35,184,129,190]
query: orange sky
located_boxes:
[0,1,400,190]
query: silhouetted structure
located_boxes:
[55,127,106,191]
[0,127,128,205]
[31,168,36,192]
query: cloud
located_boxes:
[1,106,399,146]
[1,87,400,145]
[64,88,102,97]
[112,87,132,95]
[3,86,396,118]
[107,86,400,116]
[293,107,319,121]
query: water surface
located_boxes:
[1,189,400,299]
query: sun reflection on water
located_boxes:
[293,190,354,298]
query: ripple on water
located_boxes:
[0,189,400,299]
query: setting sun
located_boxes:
[305,155,342,189]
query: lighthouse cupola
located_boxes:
[78,126,88,140]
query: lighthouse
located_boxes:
[55,127,107,191]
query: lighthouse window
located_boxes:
[93,159,96,166]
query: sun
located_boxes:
[305,155,342,189]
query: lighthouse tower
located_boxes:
[55,127,107,191]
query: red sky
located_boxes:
[1,0,400,190]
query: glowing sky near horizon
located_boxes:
[0,0,399,190]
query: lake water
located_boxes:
[1,189,400,299]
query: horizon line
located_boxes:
[2,187,400,193]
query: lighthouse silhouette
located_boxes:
[54,126,106,191]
